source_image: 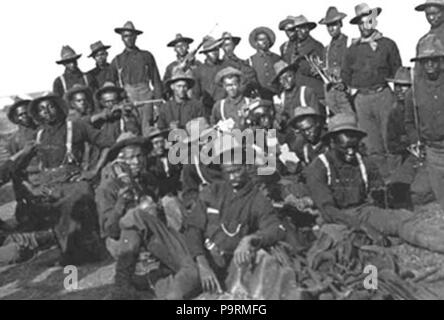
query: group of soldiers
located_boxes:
[2,0,444,300]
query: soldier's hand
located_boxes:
[234,236,255,267]
[196,256,222,294]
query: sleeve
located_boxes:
[306,86,324,117]
[253,196,286,247]
[53,77,64,97]
[388,40,402,79]
[95,179,126,239]
[0,161,12,186]
[147,52,163,99]
[210,101,220,125]
[404,90,420,144]
[157,103,168,130]
[193,100,204,119]
[180,165,200,209]
[86,74,99,95]
[110,57,120,87]
[341,46,353,87]
[78,120,114,149]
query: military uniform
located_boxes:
[87,63,116,88]
[211,95,251,128]
[274,85,322,120]
[157,99,204,130]
[220,54,260,97]
[53,69,97,98]
[248,52,281,100]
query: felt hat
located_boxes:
[350,3,382,25]
[106,132,151,163]
[167,33,194,47]
[319,6,347,25]
[114,21,143,35]
[29,92,68,122]
[56,45,82,65]
[386,67,412,85]
[322,113,367,141]
[249,27,276,49]
[415,0,444,11]
[6,99,31,125]
[88,41,111,58]
[214,67,243,85]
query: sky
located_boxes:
[0,0,431,98]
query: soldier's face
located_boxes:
[327,21,342,38]
[94,50,108,66]
[222,39,236,56]
[252,108,274,130]
[152,137,166,156]
[285,27,297,41]
[332,132,362,164]
[100,92,120,110]
[295,26,310,42]
[358,19,376,38]
[14,106,32,127]
[64,60,78,72]
[421,57,442,80]
[223,76,241,98]
[120,145,145,177]
[295,116,322,145]
[171,80,190,100]
[394,84,411,102]
[122,31,137,49]
[279,70,296,91]
[174,42,189,58]
[255,33,271,51]
[71,92,90,116]
[38,99,60,125]
[425,6,444,28]
[206,50,220,63]
[221,162,248,190]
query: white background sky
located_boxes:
[0,0,431,98]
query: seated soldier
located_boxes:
[64,84,95,121]
[306,114,444,253]
[3,93,113,266]
[211,67,253,129]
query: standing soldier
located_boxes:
[278,15,298,64]
[53,46,97,98]
[218,32,260,98]
[341,3,402,177]
[87,41,115,88]
[164,34,201,83]
[248,27,281,100]
[281,15,325,99]
[111,21,163,136]
[405,34,444,210]
[319,7,354,115]
[415,0,444,45]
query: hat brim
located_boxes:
[279,19,295,31]
[56,54,82,65]
[147,129,170,141]
[165,77,196,88]
[271,64,298,84]
[411,54,444,62]
[7,100,31,124]
[416,2,444,11]
[319,13,347,25]
[29,95,68,122]
[167,37,194,47]
[291,22,317,31]
[95,86,125,102]
[215,71,243,85]
[350,8,382,24]
[218,37,241,46]
[64,86,93,102]
[106,137,151,163]
[322,127,367,142]
[249,27,276,49]
[114,28,143,35]
[88,46,111,58]
[289,113,326,128]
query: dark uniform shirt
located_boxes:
[110,47,163,99]
[163,58,202,82]
[211,95,250,128]
[341,35,402,89]
[305,150,384,224]
[146,153,182,197]
[387,100,410,155]
[280,36,325,98]
[276,85,322,119]
[184,181,286,262]
[157,98,204,130]
[325,33,348,78]
[53,68,97,98]
[193,58,225,114]
[87,63,116,88]
[248,51,281,99]
[405,74,444,145]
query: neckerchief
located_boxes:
[353,30,383,51]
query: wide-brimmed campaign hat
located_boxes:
[95,82,125,101]
[214,67,243,85]
[218,32,241,46]
[271,60,297,84]
[319,6,348,25]
[288,15,317,31]
[64,84,93,102]
[167,33,194,47]
[7,99,31,124]
[249,27,276,49]
[411,33,444,61]
[199,36,223,54]
[350,3,382,25]
[165,68,196,88]
[289,106,326,128]
[247,99,274,114]
[114,21,143,35]
[88,41,111,58]
[29,92,69,122]
[386,67,412,85]
[146,128,170,141]
[279,16,298,31]
[56,46,82,65]
[416,0,444,11]
[322,113,367,141]
[106,132,151,163]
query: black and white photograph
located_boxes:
[1,0,444,303]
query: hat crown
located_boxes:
[123,21,136,30]
[175,33,183,39]
[222,31,233,38]
[116,132,137,143]
[201,36,218,50]
[355,3,372,15]
[417,33,444,57]
[90,41,108,51]
[393,67,412,83]
[101,81,118,89]
[328,113,359,132]
[170,67,194,81]
[294,15,310,25]
[60,45,78,59]
[293,106,320,119]
[273,60,290,75]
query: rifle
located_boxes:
[409,68,425,165]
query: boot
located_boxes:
[111,252,141,300]
[398,220,444,254]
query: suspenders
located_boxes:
[59,75,90,93]
[318,153,368,192]
[194,155,209,186]
[300,86,307,107]
[220,98,251,121]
